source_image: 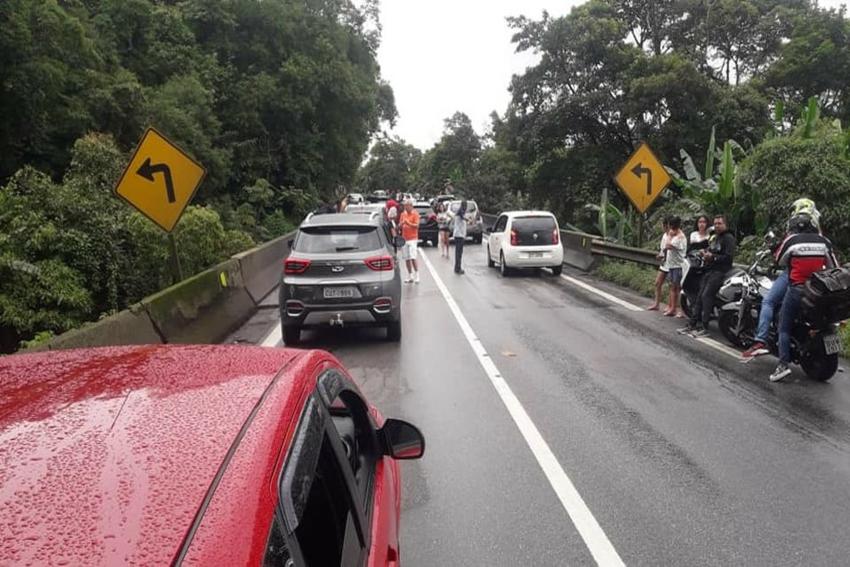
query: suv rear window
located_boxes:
[294,227,382,253]
[512,216,556,232]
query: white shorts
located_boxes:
[402,240,418,261]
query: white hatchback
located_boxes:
[486,211,564,276]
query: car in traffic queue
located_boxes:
[281,213,402,345]
[448,200,484,244]
[0,345,425,567]
[486,211,564,276]
[347,192,365,205]
[414,201,439,246]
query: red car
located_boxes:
[0,345,424,566]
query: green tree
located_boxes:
[356,137,422,194]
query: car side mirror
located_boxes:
[287,239,295,249]
[379,418,425,460]
[486,226,493,234]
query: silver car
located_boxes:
[280,213,402,344]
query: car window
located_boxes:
[279,395,367,567]
[512,216,556,232]
[294,227,382,253]
[414,206,431,218]
[263,515,293,567]
[495,215,508,232]
[327,389,379,509]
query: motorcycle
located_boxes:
[679,250,747,323]
[717,232,842,382]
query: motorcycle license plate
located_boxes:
[823,334,842,355]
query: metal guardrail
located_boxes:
[481,212,658,268]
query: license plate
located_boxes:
[824,334,842,355]
[323,286,357,299]
[527,252,544,258]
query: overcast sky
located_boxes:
[376,0,847,151]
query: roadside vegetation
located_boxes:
[0,0,392,352]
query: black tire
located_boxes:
[487,245,495,268]
[718,310,750,348]
[386,319,402,342]
[283,326,301,346]
[500,252,511,276]
[552,265,563,276]
[801,342,839,382]
[473,234,483,244]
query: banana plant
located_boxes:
[801,96,820,139]
[584,186,634,243]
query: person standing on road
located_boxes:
[682,214,711,313]
[679,215,736,337]
[664,216,688,317]
[436,202,451,258]
[399,199,421,283]
[450,200,468,274]
[647,217,671,311]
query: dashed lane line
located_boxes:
[419,249,626,567]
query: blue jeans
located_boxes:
[778,284,803,364]
[754,271,789,344]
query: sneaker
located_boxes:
[677,324,697,335]
[769,363,792,383]
[691,327,708,338]
[741,341,769,360]
[414,272,420,284]
[404,276,413,283]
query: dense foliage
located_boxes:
[0,0,393,351]
[357,0,850,247]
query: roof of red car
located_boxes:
[0,344,304,565]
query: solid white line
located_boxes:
[560,274,643,312]
[695,336,742,359]
[261,322,282,347]
[418,250,625,567]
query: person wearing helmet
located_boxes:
[766,212,837,382]
[742,199,826,363]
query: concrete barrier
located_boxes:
[45,306,163,350]
[233,231,295,304]
[142,259,254,344]
[561,231,595,271]
[22,225,301,353]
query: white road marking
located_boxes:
[419,249,625,567]
[695,336,743,359]
[554,269,744,360]
[560,274,643,312]
[261,322,282,347]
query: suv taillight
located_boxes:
[284,258,310,275]
[552,229,560,245]
[510,229,518,246]
[365,256,394,271]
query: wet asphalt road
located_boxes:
[228,240,850,566]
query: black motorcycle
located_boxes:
[679,251,746,322]
[717,233,842,382]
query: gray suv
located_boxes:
[280,213,402,344]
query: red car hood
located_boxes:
[0,345,300,565]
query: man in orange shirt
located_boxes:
[398,199,421,283]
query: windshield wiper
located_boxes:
[335,246,359,252]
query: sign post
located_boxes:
[114,127,206,283]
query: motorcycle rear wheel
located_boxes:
[800,343,839,382]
